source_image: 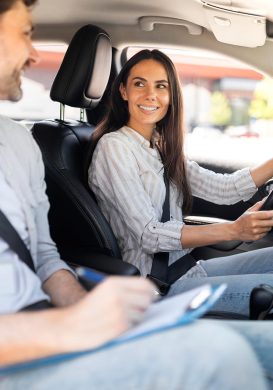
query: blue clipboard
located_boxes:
[0,284,226,376]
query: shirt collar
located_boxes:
[121,126,159,150]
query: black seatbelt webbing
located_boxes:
[0,209,54,311]
[149,170,170,282]
[167,254,197,285]
[148,167,196,294]
[22,300,53,311]
[0,209,35,272]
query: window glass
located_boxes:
[127,47,273,171]
[0,42,80,124]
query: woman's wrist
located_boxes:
[226,220,239,241]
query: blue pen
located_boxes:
[76,267,105,286]
[77,267,160,296]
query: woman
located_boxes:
[88,49,273,315]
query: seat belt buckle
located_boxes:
[147,274,170,296]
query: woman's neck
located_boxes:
[126,121,153,141]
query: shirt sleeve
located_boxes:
[90,137,183,254]
[28,133,75,283]
[187,160,257,204]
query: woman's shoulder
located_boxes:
[97,128,132,150]
[92,129,137,169]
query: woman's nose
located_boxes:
[144,86,156,100]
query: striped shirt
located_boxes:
[89,126,257,277]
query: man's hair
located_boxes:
[0,0,37,14]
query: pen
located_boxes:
[76,267,105,288]
[77,267,160,296]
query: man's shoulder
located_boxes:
[0,114,26,128]
[0,115,32,145]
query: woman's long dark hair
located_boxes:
[92,49,192,214]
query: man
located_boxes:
[0,1,270,389]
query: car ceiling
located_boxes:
[33,0,273,76]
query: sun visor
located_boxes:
[201,2,266,47]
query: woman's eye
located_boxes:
[134,81,144,87]
[157,84,167,89]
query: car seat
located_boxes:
[31,24,138,275]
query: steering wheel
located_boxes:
[260,190,273,211]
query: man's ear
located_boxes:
[119,83,128,101]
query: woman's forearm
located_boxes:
[181,203,273,249]
[181,222,234,249]
[250,158,273,187]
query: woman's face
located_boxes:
[119,59,170,137]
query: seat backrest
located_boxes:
[31,25,122,262]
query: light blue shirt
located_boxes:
[0,169,49,313]
[0,115,73,313]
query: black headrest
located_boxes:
[50,25,112,109]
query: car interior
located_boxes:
[8,0,273,278]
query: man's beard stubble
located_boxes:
[8,69,23,102]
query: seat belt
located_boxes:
[0,209,35,272]
[147,169,196,295]
[0,209,52,310]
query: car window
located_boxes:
[127,47,273,171]
[0,42,80,125]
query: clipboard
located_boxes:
[0,283,226,375]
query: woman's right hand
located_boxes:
[231,200,273,242]
[59,276,156,352]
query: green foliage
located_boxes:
[230,98,249,126]
[249,77,273,120]
[210,91,232,126]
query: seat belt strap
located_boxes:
[0,210,57,311]
[0,209,35,272]
[149,169,170,282]
[148,163,196,295]
[167,254,197,284]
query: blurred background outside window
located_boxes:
[2,43,273,170]
[127,47,273,169]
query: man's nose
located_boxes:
[29,44,40,65]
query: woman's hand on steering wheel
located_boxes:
[232,200,273,242]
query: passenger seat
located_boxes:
[31,24,138,276]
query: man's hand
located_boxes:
[58,276,156,352]
[0,276,156,365]
[231,200,273,242]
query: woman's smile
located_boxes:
[137,104,160,113]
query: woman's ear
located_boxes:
[119,83,128,101]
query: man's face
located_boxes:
[0,1,39,101]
